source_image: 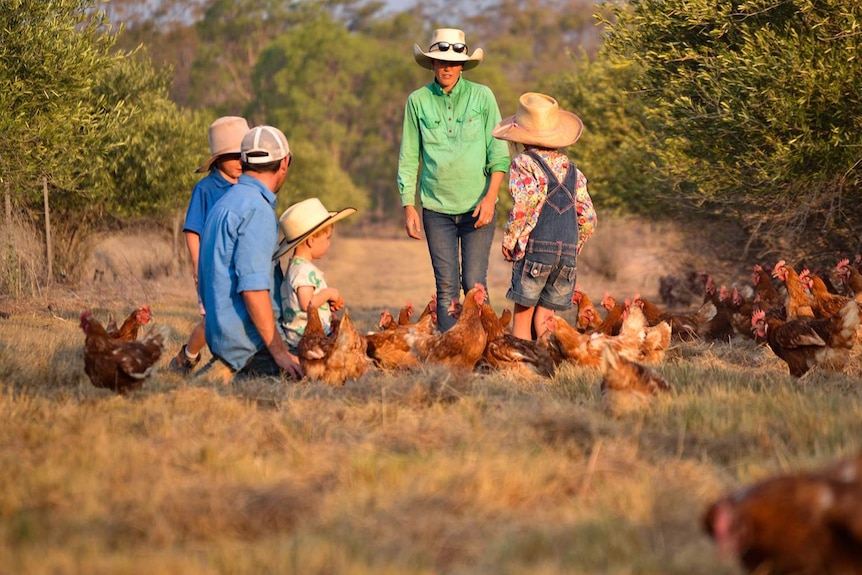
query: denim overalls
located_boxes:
[506,150,578,311]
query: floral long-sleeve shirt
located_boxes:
[502,149,597,261]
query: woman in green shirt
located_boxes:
[397,28,510,331]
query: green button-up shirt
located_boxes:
[398,77,511,214]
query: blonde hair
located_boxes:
[310,224,334,239]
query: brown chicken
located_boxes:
[298,304,370,386]
[477,302,556,378]
[80,310,167,394]
[544,301,667,368]
[773,260,815,320]
[376,309,397,331]
[323,309,371,385]
[365,297,438,370]
[836,258,862,300]
[799,268,857,320]
[106,304,152,341]
[297,303,336,380]
[595,292,626,336]
[702,451,862,575]
[635,294,717,342]
[751,299,860,377]
[727,287,755,340]
[406,283,488,371]
[752,263,787,319]
[626,299,672,363]
[572,286,603,332]
[600,343,671,418]
[397,302,414,326]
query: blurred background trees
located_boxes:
[2,0,862,292]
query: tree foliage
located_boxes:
[0,0,125,203]
[599,0,862,257]
[552,49,671,216]
[0,0,204,285]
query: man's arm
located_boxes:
[242,289,303,379]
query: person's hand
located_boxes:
[276,351,303,380]
[472,196,496,229]
[404,205,422,240]
[330,294,345,311]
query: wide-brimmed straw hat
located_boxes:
[195,116,250,173]
[492,93,584,149]
[413,28,484,71]
[273,198,356,260]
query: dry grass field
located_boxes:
[1,217,861,575]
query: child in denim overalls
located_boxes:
[493,93,597,340]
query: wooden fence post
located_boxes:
[43,176,52,286]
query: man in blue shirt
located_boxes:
[198,125,303,380]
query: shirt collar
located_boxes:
[211,169,235,188]
[431,76,465,97]
[237,173,278,208]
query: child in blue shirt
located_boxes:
[169,116,250,375]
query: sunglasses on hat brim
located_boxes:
[430,42,467,53]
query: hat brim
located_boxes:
[492,110,584,149]
[272,207,357,261]
[413,45,483,71]
[195,145,242,173]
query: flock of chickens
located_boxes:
[76,257,862,575]
[78,256,862,396]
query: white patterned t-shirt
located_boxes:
[280,256,332,351]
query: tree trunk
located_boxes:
[4,181,9,227]
[43,176,53,287]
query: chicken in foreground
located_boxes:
[406,283,488,371]
[106,304,152,341]
[751,299,860,377]
[366,297,438,370]
[298,304,370,386]
[634,294,715,342]
[477,302,555,378]
[702,451,862,575]
[80,310,167,394]
[544,301,670,368]
[600,343,671,418]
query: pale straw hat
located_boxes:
[195,116,250,173]
[492,93,584,149]
[413,28,484,71]
[273,198,356,260]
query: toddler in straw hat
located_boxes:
[492,92,597,341]
[275,198,356,351]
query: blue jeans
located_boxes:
[423,208,495,331]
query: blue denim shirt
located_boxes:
[182,168,235,235]
[199,174,281,370]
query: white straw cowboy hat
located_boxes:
[273,198,356,260]
[493,92,584,149]
[413,28,484,71]
[195,116,250,173]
